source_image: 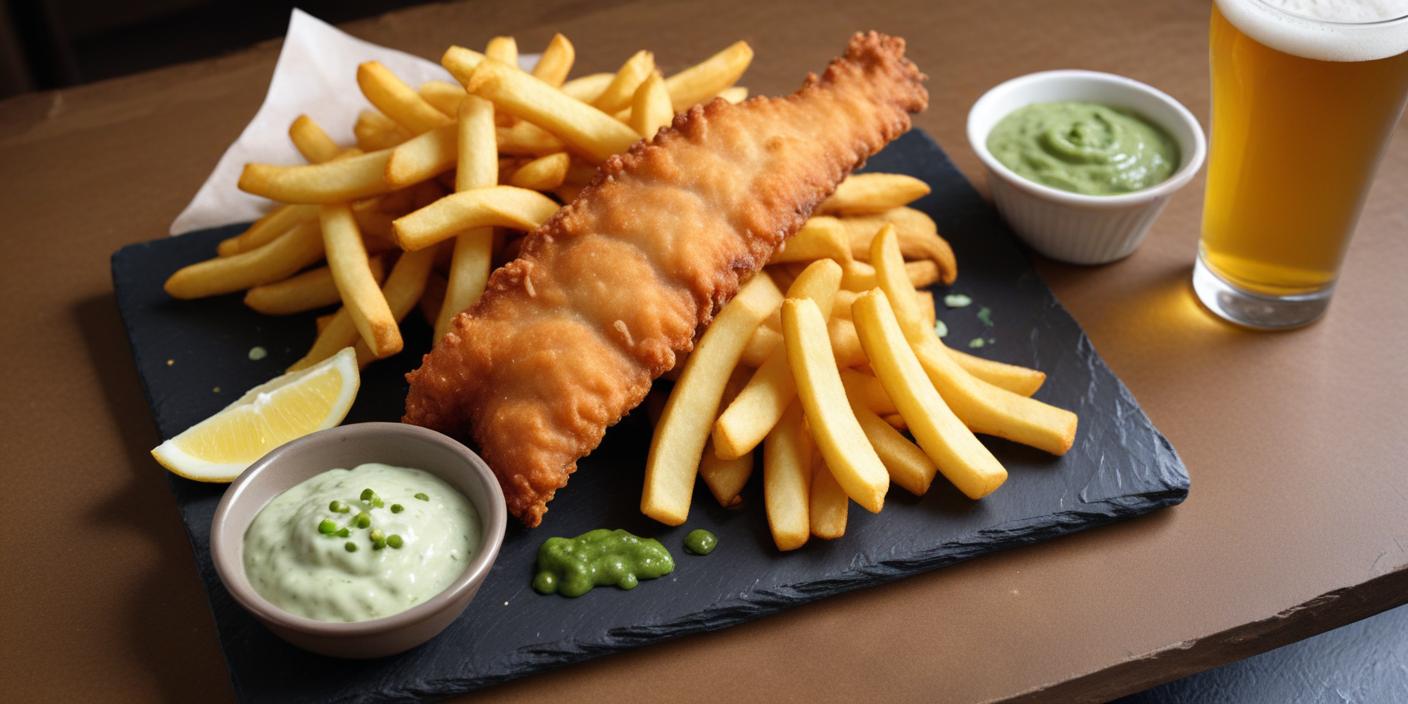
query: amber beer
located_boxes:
[1197,0,1408,328]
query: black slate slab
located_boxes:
[111,130,1189,703]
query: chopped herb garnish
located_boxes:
[317,519,337,535]
[391,503,404,513]
[387,534,404,549]
[336,527,350,538]
[329,500,349,513]
[414,492,430,502]
[360,488,377,502]
[943,294,972,308]
[934,319,948,338]
[968,338,986,349]
[344,542,358,553]
[977,306,993,327]
[354,512,372,529]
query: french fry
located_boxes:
[763,403,811,551]
[700,367,753,508]
[485,36,518,64]
[717,86,748,103]
[497,120,568,155]
[630,71,674,140]
[838,369,898,415]
[560,72,615,102]
[291,246,436,371]
[818,173,931,215]
[665,41,753,110]
[841,259,942,291]
[851,289,1007,500]
[350,246,438,368]
[354,109,411,151]
[288,115,343,164]
[809,455,849,539]
[392,186,559,251]
[315,312,334,334]
[828,317,869,368]
[782,298,889,513]
[948,349,1046,396]
[531,33,575,87]
[642,274,783,526]
[216,204,319,256]
[434,95,499,341]
[357,61,452,134]
[851,399,937,496]
[870,227,1076,454]
[467,58,641,162]
[770,217,852,264]
[741,324,782,367]
[594,50,655,115]
[165,220,324,299]
[385,124,458,187]
[244,256,385,315]
[508,152,570,190]
[239,150,394,204]
[833,208,957,284]
[417,80,466,117]
[714,260,842,460]
[320,204,400,357]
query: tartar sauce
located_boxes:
[243,463,480,622]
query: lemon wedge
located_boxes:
[152,347,360,482]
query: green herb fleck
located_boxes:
[977,306,993,327]
[943,294,972,308]
[336,527,350,538]
[390,503,404,513]
[344,542,358,553]
[353,512,372,529]
[968,338,986,349]
[248,346,268,361]
[360,488,377,502]
[317,519,337,535]
[387,534,404,549]
[934,319,948,338]
[414,492,430,502]
[329,500,349,513]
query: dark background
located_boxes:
[3,0,1405,701]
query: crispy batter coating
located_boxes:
[404,32,928,526]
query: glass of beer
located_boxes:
[1195,0,1408,328]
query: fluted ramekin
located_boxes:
[967,70,1206,265]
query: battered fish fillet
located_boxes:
[404,32,928,526]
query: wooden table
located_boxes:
[4,0,1405,701]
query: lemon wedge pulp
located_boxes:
[151,347,360,482]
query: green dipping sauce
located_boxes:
[683,529,717,556]
[533,529,674,598]
[986,101,1178,195]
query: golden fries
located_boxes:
[642,274,782,526]
[321,204,400,357]
[165,220,324,299]
[485,36,518,64]
[717,86,748,103]
[289,115,343,164]
[852,289,1007,500]
[239,150,394,204]
[771,217,852,263]
[354,110,410,151]
[217,204,319,256]
[594,50,655,115]
[291,246,436,371]
[665,41,754,110]
[782,298,889,513]
[870,226,1076,454]
[417,80,466,117]
[841,258,942,291]
[700,367,753,507]
[434,94,499,341]
[385,124,459,188]
[357,61,452,134]
[809,455,849,539]
[714,260,842,460]
[392,186,558,251]
[531,33,575,87]
[819,173,931,214]
[466,58,641,163]
[350,246,437,367]
[630,71,674,140]
[741,324,782,367]
[831,207,958,284]
[850,398,937,495]
[763,403,812,551]
[244,256,385,315]
[948,349,1046,396]
[560,72,614,102]
[508,152,570,190]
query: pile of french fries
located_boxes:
[640,182,1080,551]
[162,33,755,370]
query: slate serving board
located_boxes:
[112,130,1189,703]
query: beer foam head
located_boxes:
[1217,0,1408,61]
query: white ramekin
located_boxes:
[967,70,1206,265]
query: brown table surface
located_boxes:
[4,0,1406,701]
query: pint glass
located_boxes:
[1195,0,1408,328]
